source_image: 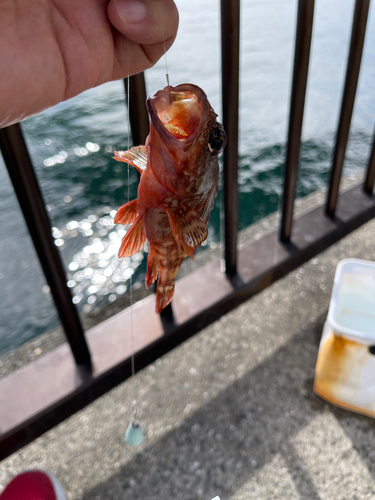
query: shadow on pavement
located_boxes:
[81,311,375,500]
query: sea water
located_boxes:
[0,0,374,354]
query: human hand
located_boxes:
[0,0,179,128]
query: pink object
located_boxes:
[0,470,66,500]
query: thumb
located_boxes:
[107,0,179,71]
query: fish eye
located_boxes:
[208,128,227,155]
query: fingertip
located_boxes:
[108,0,178,46]
[113,0,148,24]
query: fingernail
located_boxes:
[114,0,148,24]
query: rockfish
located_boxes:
[114,83,226,313]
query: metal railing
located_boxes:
[0,0,375,460]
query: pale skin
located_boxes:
[0,0,179,128]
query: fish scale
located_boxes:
[114,83,226,313]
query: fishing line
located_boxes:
[124,41,136,386]
[123,38,144,447]
[126,75,135,385]
[163,24,172,103]
[124,20,171,446]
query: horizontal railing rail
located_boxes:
[0,0,374,460]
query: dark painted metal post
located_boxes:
[124,73,149,147]
[0,124,91,367]
[364,127,375,195]
[326,0,370,217]
[280,0,315,243]
[221,0,240,278]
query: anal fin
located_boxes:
[114,146,147,174]
[118,212,146,258]
[115,199,138,225]
[166,205,208,260]
[145,251,158,289]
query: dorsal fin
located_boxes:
[114,146,147,174]
[166,205,208,260]
[118,212,146,258]
[114,199,139,225]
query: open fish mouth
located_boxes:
[147,84,209,148]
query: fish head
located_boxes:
[147,83,226,195]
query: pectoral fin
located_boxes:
[166,205,208,260]
[114,199,139,225]
[118,212,146,258]
[114,146,147,174]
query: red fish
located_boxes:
[114,83,226,313]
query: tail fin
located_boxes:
[155,281,175,314]
[152,247,180,313]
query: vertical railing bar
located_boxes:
[280,0,315,243]
[221,0,240,279]
[364,127,375,195]
[0,124,92,368]
[326,0,370,217]
[124,73,149,147]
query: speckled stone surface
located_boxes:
[2,181,375,499]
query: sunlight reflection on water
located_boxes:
[50,208,146,315]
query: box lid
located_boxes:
[327,258,375,344]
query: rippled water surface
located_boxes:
[0,0,374,354]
